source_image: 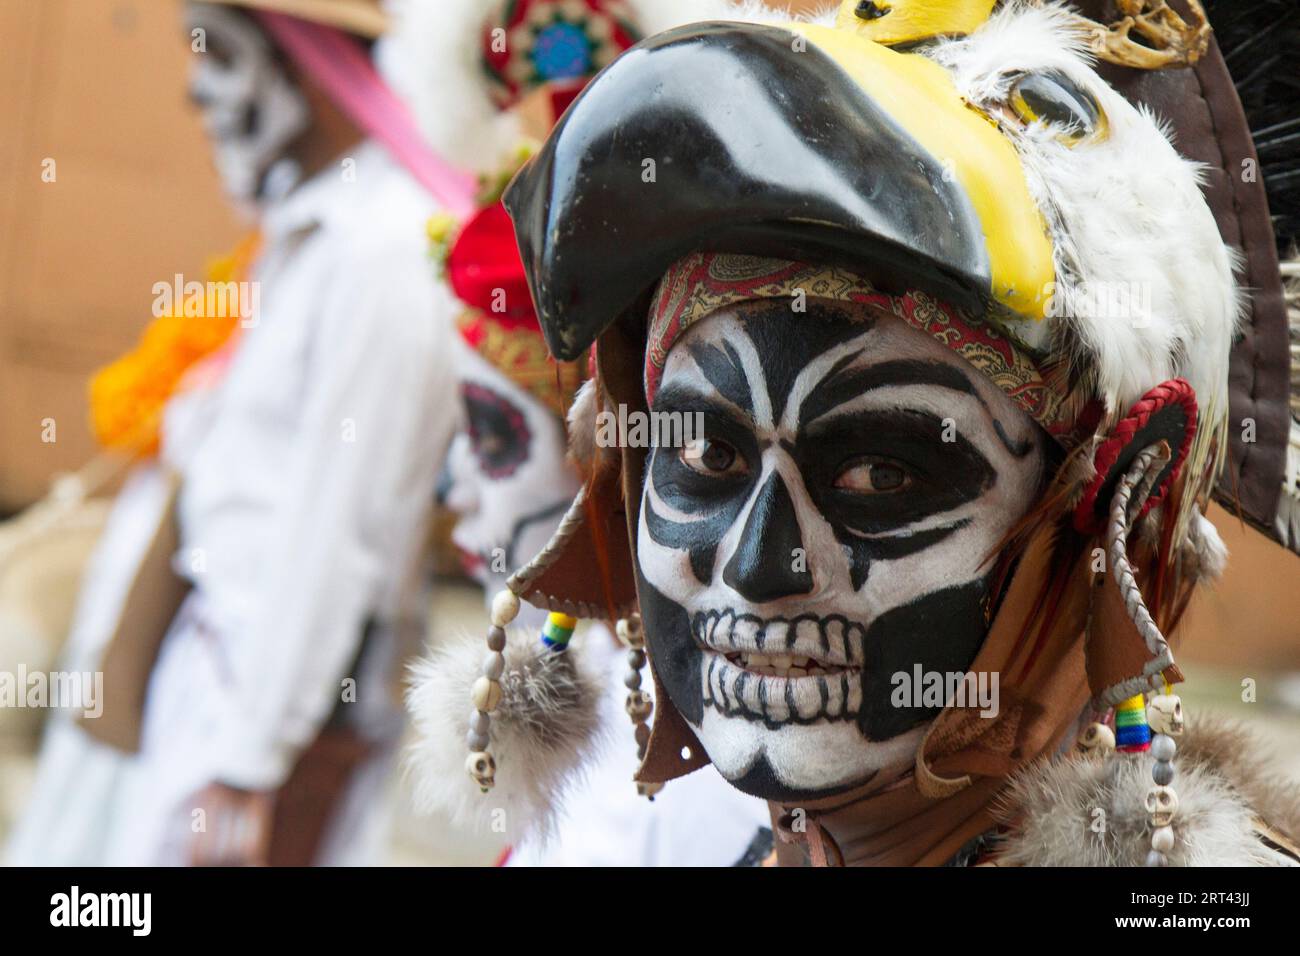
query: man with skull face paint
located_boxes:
[413,0,776,867]
[9,0,462,866]
[412,0,1300,866]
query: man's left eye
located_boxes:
[681,438,746,477]
[833,458,910,494]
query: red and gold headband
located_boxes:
[646,252,1097,446]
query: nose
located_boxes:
[722,471,814,603]
[433,460,454,506]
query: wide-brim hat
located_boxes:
[196,0,388,38]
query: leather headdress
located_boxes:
[497,0,1299,865]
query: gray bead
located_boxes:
[482,650,505,680]
[466,730,490,752]
[1150,734,1176,762]
[486,626,507,651]
[469,710,491,735]
[1152,760,1175,786]
[628,649,646,669]
[1145,850,1168,867]
[624,669,642,690]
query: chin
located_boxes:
[696,706,926,802]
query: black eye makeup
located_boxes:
[797,408,995,536]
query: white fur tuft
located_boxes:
[404,626,607,842]
[998,716,1294,866]
[1188,510,1229,580]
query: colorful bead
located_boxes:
[1115,693,1151,752]
[540,611,577,650]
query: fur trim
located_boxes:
[996,715,1300,865]
[404,626,606,842]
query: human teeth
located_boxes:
[792,655,808,667]
[771,654,792,670]
[788,667,806,678]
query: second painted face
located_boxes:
[442,342,580,605]
[635,299,1047,801]
[185,1,310,204]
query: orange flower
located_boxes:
[89,235,260,456]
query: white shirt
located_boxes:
[174,141,458,789]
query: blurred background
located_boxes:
[0,0,1296,865]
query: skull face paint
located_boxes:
[635,299,1047,800]
[443,342,579,602]
[185,1,310,204]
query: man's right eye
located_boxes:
[680,438,745,477]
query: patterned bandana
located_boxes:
[646,252,1089,444]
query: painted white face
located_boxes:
[185,1,310,203]
[635,300,1047,801]
[442,342,580,603]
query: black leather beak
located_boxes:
[504,21,992,362]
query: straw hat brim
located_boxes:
[198,0,388,38]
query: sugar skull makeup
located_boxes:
[185,1,310,203]
[635,298,1047,801]
[443,343,580,601]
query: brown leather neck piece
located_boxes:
[771,774,1007,867]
